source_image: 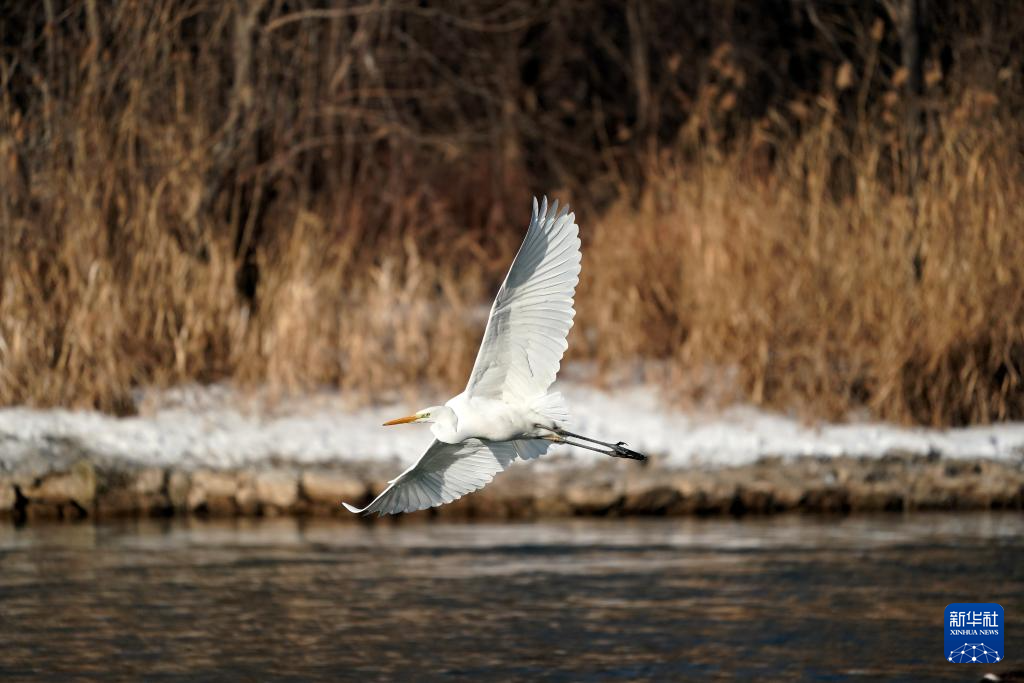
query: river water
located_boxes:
[0,514,1020,681]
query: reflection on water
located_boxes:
[0,515,1021,681]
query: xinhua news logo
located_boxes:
[945,603,1003,664]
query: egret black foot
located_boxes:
[611,443,647,461]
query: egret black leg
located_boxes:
[539,429,647,461]
[555,428,648,460]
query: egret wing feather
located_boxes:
[513,439,551,461]
[466,197,582,403]
[342,439,519,516]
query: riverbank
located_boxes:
[1,452,1021,523]
[2,383,1022,523]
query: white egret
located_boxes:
[343,197,646,516]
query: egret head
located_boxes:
[383,406,444,426]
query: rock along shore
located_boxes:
[1,451,1021,523]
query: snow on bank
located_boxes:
[1,382,1022,473]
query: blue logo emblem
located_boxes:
[945,603,1003,663]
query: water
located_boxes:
[0,515,1020,681]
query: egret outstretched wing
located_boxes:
[465,196,582,402]
[342,439,518,516]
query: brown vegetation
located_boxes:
[1,1,1022,424]
[584,101,1024,425]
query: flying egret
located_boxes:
[343,197,646,516]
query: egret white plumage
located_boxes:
[343,197,646,516]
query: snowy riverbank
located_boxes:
[1,382,1022,521]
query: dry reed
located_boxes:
[1,1,1022,425]
[582,96,1024,425]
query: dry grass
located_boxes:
[582,97,1024,425]
[1,1,1022,425]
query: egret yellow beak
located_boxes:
[383,415,418,426]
